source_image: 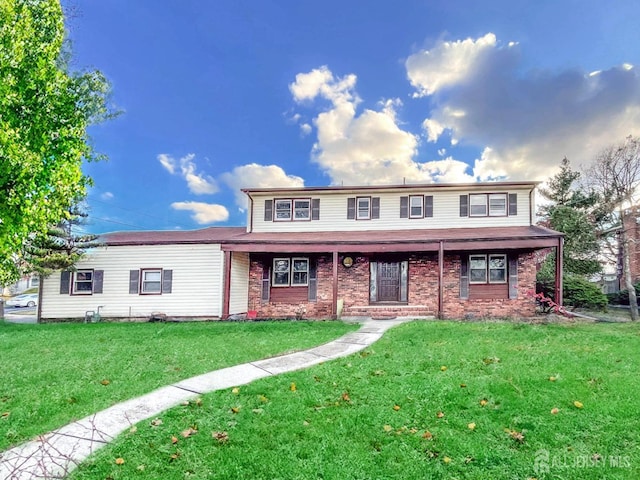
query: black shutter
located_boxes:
[347,198,356,219]
[459,195,469,217]
[129,270,140,294]
[425,195,434,217]
[93,270,104,294]
[264,199,273,221]
[162,269,173,294]
[508,193,517,216]
[261,264,270,302]
[460,256,469,299]
[400,196,408,218]
[311,198,320,220]
[508,255,519,299]
[308,259,317,301]
[371,197,380,219]
[60,271,71,294]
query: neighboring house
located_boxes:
[39,181,563,321]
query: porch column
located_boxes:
[555,237,564,306]
[222,250,232,319]
[332,250,339,319]
[438,241,444,318]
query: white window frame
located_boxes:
[409,195,424,218]
[356,197,371,220]
[469,254,507,284]
[141,268,162,294]
[293,199,311,221]
[488,194,507,217]
[272,258,291,286]
[72,269,93,295]
[272,257,309,287]
[469,194,488,217]
[292,258,309,286]
[274,199,292,221]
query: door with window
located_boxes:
[370,260,408,303]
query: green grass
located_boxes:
[71,321,640,480]
[0,320,356,451]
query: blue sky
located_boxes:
[65,0,640,232]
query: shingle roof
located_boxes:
[101,227,246,246]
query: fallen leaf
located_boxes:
[232,387,240,395]
[302,420,309,426]
[1,412,9,419]
[460,383,467,388]
[468,422,476,430]
[195,398,203,406]
[212,431,229,443]
[508,429,525,443]
[383,424,393,432]
[171,435,178,444]
[290,383,297,392]
[342,392,351,402]
[100,379,110,386]
[136,465,145,471]
[573,401,584,409]
[252,408,264,414]
[436,411,445,418]
[129,426,138,434]
[231,406,240,414]
[479,399,488,407]
[549,376,557,382]
[151,418,163,427]
[440,366,447,371]
[393,405,401,411]
[170,452,180,461]
[551,407,560,415]
[443,456,451,464]
[180,401,190,406]
[181,427,197,438]
[115,457,125,465]
[258,394,268,403]
[422,431,433,440]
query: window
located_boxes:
[409,195,423,218]
[141,269,162,294]
[73,270,93,294]
[469,254,507,284]
[293,199,311,220]
[274,199,292,221]
[469,194,488,216]
[488,194,507,216]
[272,257,309,286]
[357,197,371,219]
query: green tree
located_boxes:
[538,158,602,278]
[0,0,116,284]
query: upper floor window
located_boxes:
[410,195,423,218]
[469,254,507,284]
[357,197,371,220]
[293,199,311,220]
[461,193,516,217]
[73,270,93,294]
[275,199,292,221]
[347,197,380,220]
[400,195,433,219]
[265,198,319,221]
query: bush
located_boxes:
[537,275,608,311]
[607,282,640,305]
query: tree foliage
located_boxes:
[538,158,602,277]
[0,0,116,283]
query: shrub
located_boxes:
[607,282,640,305]
[537,275,608,310]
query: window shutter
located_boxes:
[311,198,320,220]
[508,193,518,216]
[400,196,408,218]
[400,261,408,302]
[347,197,356,219]
[369,261,377,302]
[261,264,271,302]
[425,195,434,217]
[93,270,104,294]
[264,199,273,221]
[459,195,469,217]
[129,270,140,294]
[60,271,71,294]
[162,269,173,293]
[460,256,469,299]
[371,197,380,219]
[308,259,317,301]
[508,255,519,299]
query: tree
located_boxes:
[538,158,602,278]
[586,136,640,321]
[0,0,116,284]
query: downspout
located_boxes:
[246,192,254,233]
[529,186,535,225]
[36,274,43,323]
[332,250,339,319]
[222,250,232,319]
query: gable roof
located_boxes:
[101,227,246,246]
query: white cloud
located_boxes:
[300,123,312,136]
[157,153,218,195]
[100,191,114,200]
[406,33,498,97]
[171,201,229,224]
[220,163,305,209]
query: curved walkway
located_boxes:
[0,318,410,479]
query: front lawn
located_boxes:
[0,320,356,451]
[72,321,640,480]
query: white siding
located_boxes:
[40,244,224,320]
[250,187,533,233]
[229,252,249,314]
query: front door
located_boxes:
[377,262,400,302]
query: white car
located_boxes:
[6,293,38,308]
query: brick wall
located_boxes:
[248,251,538,320]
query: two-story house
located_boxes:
[38,182,563,321]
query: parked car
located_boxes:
[6,293,39,308]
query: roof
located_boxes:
[220,225,562,253]
[101,227,246,246]
[242,181,541,195]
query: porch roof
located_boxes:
[220,225,562,253]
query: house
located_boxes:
[39,181,563,321]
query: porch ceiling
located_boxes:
[221,225,562,253]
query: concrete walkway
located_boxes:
[0,318,410,479]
